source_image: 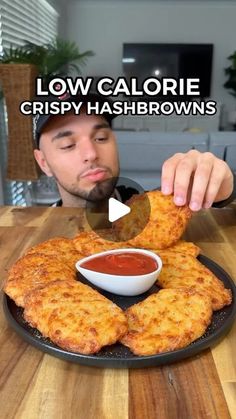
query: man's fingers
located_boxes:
[161,151,232,211]
[172,155,197,205]
[161,153,184,195]
[188,155,214,211]
[201,161,228,208]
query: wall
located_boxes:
[61,0,236,126]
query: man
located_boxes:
[33,93,235,210]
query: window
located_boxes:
[0,0,59,205]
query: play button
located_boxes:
[85,176,151,242]
[108,198,131,222]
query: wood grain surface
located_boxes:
[0,205,235,419]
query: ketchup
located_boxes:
[81,252,158,275]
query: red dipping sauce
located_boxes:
[80,252,158,276]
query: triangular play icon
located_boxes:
[108,198,131,222]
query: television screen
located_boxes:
[122,43,213,99]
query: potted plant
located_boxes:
[224,51,236,129]
[7,38,94,85]
[0,38,94,180]
[0,38,94,83]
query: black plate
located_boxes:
[3,255,236,368]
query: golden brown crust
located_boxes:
[73,229,132,256]
[120,288,213,356]
[24,280,128,354]
[151,240,201,257]
[114,191,192,249]
[25,237,84,268]
[156,252,232,311]
[73,230,101,254]
[4,253,76,307]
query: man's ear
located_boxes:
[34,149,53,177]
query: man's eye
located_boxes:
[60,144,75,150]
[95,137,108,142]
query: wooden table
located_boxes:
[0,205,235,419]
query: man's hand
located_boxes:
[161,150,234,211]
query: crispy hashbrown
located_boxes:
[114,191,192,249]
[73,230,101,254]
[73,229,132,256]
[157,251,232,311]
[23,279,128,354]
[120,288,213,356]
[25,237,84,268]
[155,240,201,257]
[4,253,76,307]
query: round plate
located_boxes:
[3,255,236,368]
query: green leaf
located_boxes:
[0,37,95,81]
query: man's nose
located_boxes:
[80,138,98,163]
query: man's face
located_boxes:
[34,112,120,203]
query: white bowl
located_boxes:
[75,248,162,296]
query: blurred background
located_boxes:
[0,0,235,206]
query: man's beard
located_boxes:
[87,176,118,202]
[53,167,119,203]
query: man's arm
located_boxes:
[161,150,235,211]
